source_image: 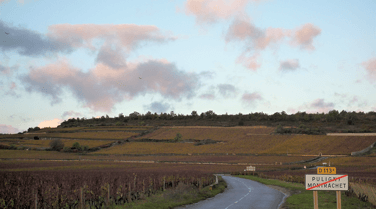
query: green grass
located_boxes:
[235,175,376,209]
[111,176,227,209]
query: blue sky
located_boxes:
[1,0,375,133]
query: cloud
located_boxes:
[225,18,320,70]
[225,18,285,50]
[0,63,19,76]
[279,59,300,71]
[181,0,256,25]
[304,99,334,113]
[10,82,16,90]
[38,118,64,128]
[241,92,262,106]
[334,92,347,98]
[0,21,73,57]
[1,20,177,62]
[0,124,20,134]
[217,83,237,98]
[287,99,334,114]
[0,0,37,5]
[361,57,376,83]
[289,23,321,50]
[236,53,261,71]
[348,96,358,105]
[61,110,82,118]
[20,57,203,112]
[144,101,171,113]
[46,23,176,54]
[199,93,215,100]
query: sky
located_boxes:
[0,0,376,133]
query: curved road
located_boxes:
[176,175,286,209]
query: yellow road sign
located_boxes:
[317,167,336,174]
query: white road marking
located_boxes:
[224,177,252,209]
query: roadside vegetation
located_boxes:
[116,176,226,209]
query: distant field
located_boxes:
[0,159,245,173]
[0,150,79,160]
[138,126,275,141]
[94,134,376,155]
[319,156,376,166]
[39,132,139,140]
[85,155,315,164]
[0,138,115,148]
[261,135,376,155]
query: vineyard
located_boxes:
[36,132,139,140]
[91,135,376,155]
[0,169,215,208]
[0,139,115,149]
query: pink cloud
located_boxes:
[225,18,320,70]
[46,24,176,53]
[241,92,263,106]
[38,118,64,129]
[0,124,20,134]
[21,56,203,112]
[199,93,215,100]
[288,99,335,114]
[289,23,321,50]
[225,17,263,42]
[182,0,254,25]
[279,59,300,71]
[236,53,261,71]
[10,82,16,90]
[361,57,376,82]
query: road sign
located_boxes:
[306,174,348,191]
[244,166,255,171]
[317,167,336,174]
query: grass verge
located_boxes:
[235,175,376,209]
[112,176,227,209]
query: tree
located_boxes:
[191,111,198,118]
[49,139,64,151]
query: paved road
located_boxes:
[176,175,286,209]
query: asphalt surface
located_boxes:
[176,175,286,209]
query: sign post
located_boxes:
[305,167,348,209]
[313,191,318,209]
[244,166,256,175]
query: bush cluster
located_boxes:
[275,125,326,135]
[62,142,89,152]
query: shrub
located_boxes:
[115,121,123,126]
[174,133,182,142]
[63,147,70,152]
[82,145,89,151]
[49,139,64,151]
[238,121,244,126]
[34,136,39,140]
[72,142,82,151]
